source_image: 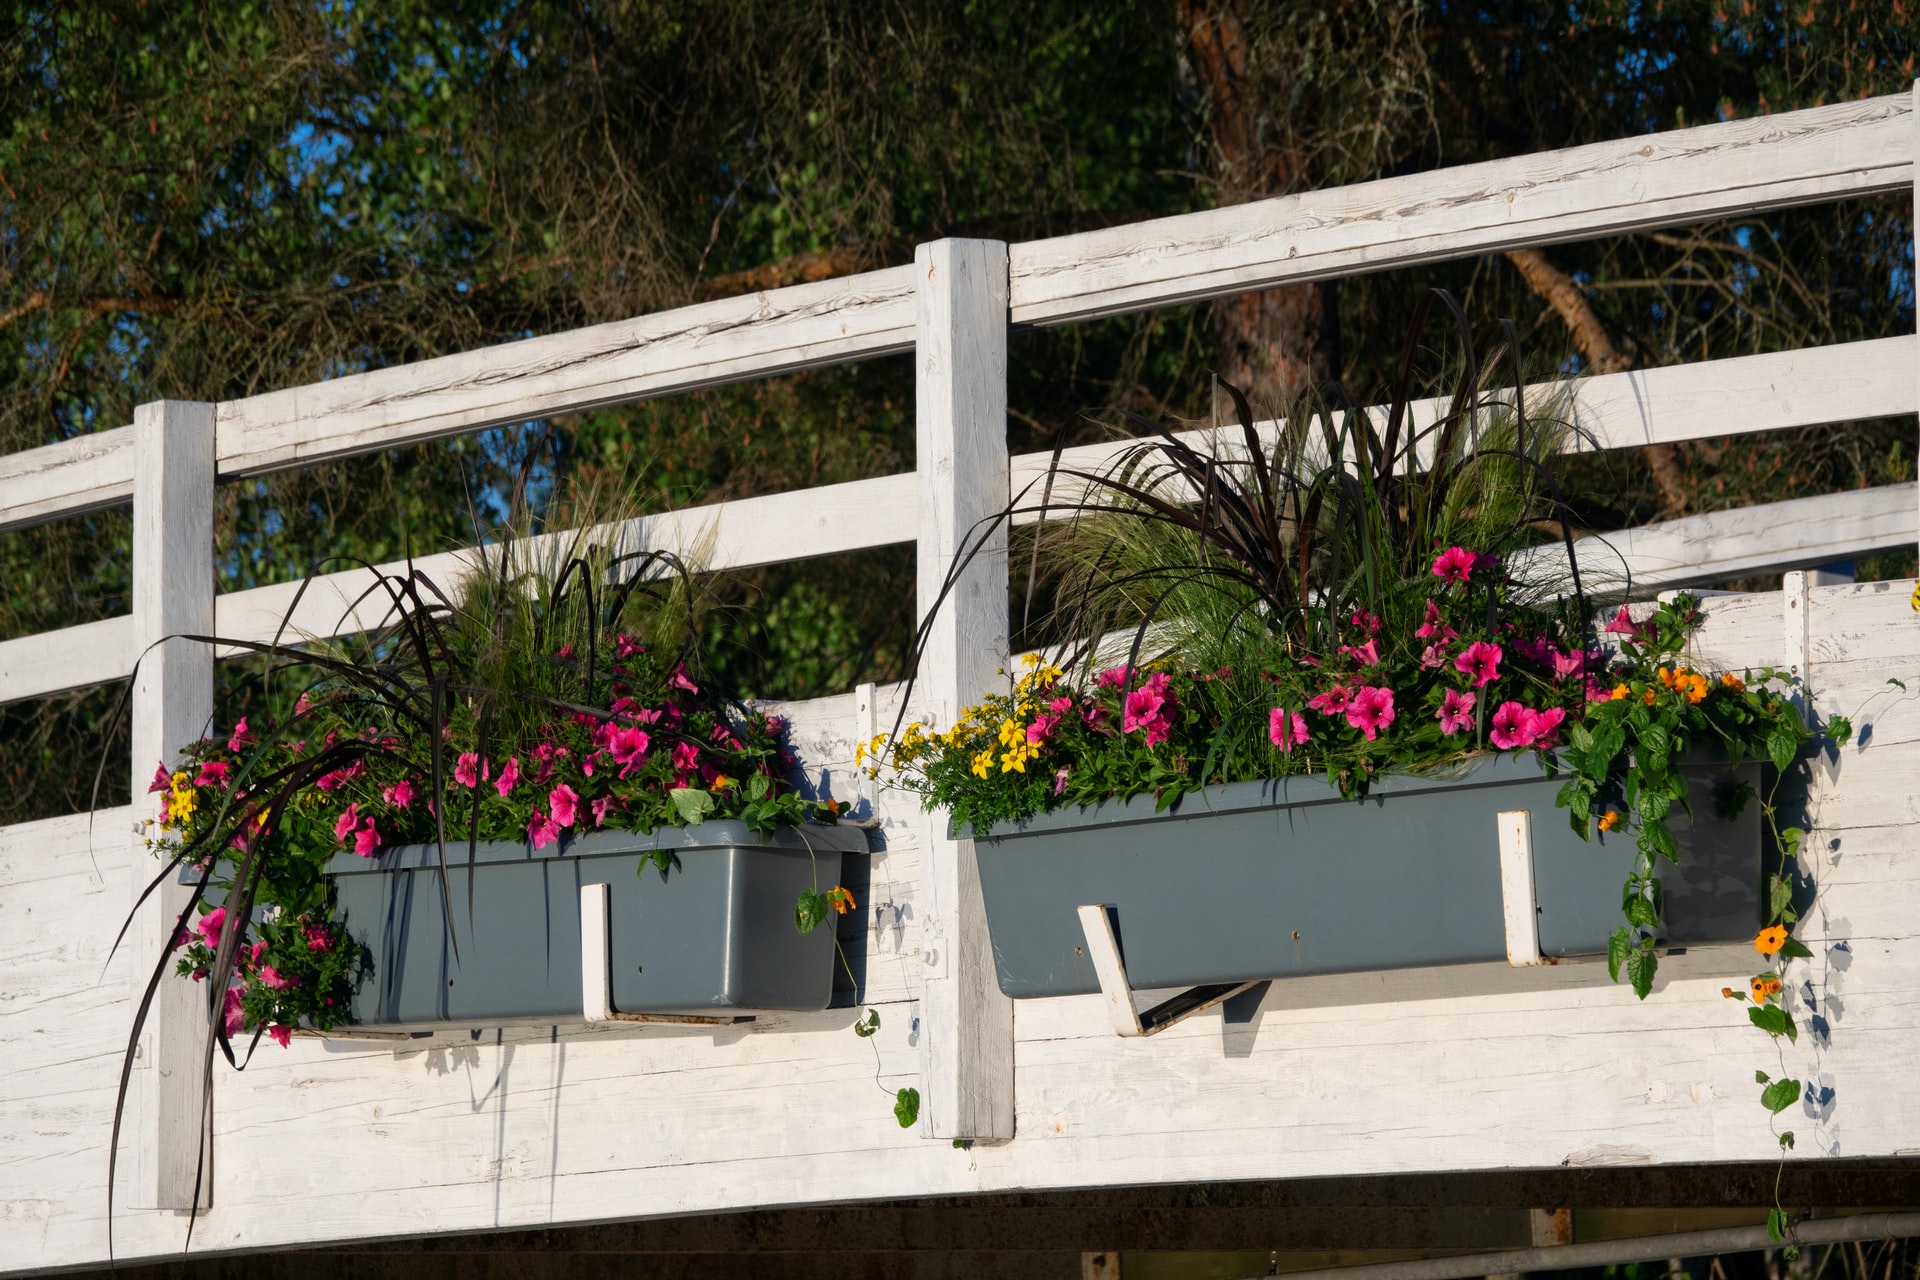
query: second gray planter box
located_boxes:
[969,754,1761,998]
[324,822,867,1026]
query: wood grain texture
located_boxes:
[213,266,917,477]
[3,585,1917,1273]
[914,239,1016,1141]
[0,425,133,533]
[1010,94,1914,326]
[1523,482,1916,593]
[127,401,216,1211]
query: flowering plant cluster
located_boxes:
[876,545,1595,835]
[145,631,832,1047]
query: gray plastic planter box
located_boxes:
[322,822,866,1026]
[968,754,1761,998]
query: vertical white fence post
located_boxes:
[1913,80,1919,569]
[128,400,216,1209]
[914,238,1016,1140]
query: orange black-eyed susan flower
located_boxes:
[1722,987,1739,999]
[1721,672,1746,691]
[1754,925,1789,955]
[1598,810,1623,832]
[1750,975,1783,1003]
[1610,683,1631,701]
[1643,688,1658,706]
[826,886,857,915]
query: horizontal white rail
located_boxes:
[0,96,1910,534]
[0,426,133,534]
[1009,94,1913,326]
[4,480,1909,706]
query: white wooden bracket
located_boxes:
[1074,905,1256,1038]
[1497,809,1547,967]
[578,884,745,1027]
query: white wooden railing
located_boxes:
[0,88,1915,1210]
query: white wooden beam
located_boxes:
[1075,905,1144,1038]
[127,400,215,1211]
[0,425,133,533]
[1010,94,1913,327]
[914,238,1015,1141]
[213,267,917,477]
[1522,482,1917,593]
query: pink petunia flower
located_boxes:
[304,926,331,952]
[527,809,562,849]
[383,778,416,808]
[1490,701,1542,750]
[1349,609,1381,636]
[549,783,580,828]
[1049,696,1074,714]
[314,759,363,792]
[609,727,651,772]
[1454,641,1503,687]
[1082,704,1113,735]
[1026,714,1061,745]
[149,762,172,793]
[1053,767,1072,797]
[1344,686,1397,741]
[591,795,615,828]
[671,741,700,772]
[266,1024,291,1049]
[196,906,228,949]
[352,821,381,857]
[453,753,484,788]
[1095,664,1134,689]
[1415,600,1457,642]
[227,718,255,752]
[1436,688,1476,735]
[258,965,293,991]
[222,987,246,1038]
[1420,642,1450,670]
[668,663,700,694]
[1307,686,1352,715]
[1527,706,1567,746]
[1603,605,1646,638]
[1269,708,1309,751]
[1340,638,1381,667]
[493,755,521,797]
[1121,672,1176,746]
[333,803,361,844]
[614,633,643,659]
[1431,546,1480,583]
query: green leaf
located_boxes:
[1780,1131,1795,1150]
[1755,1069,1771,1084]
[670,787,716,825]
[748,772,771,801]
[1607,926,1631,983]
[1570,724,1594,752]
[853,1008,880,1038]
[1635,789,1671,824]
[894,1087,921,1128]
[1626,895,1658,928]
[1760,1077,1801,1114]
[1780,937,1813,960]
[1825,714,1853,746]
[1749,1003,1792,1038]
[1769,879,1794,919]
[1778,827,1805,860]
[1637,721,1671,760]
[1768,727,1798,772]
[794,888,828,935]
[1626,946,1657,999]
[1768,1209,1788,1242]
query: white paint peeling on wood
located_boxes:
[1497,811,1543,968]
[0,425,133,533]
[1010,94,1914,326]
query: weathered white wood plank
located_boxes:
[127,401,215,1211]
[1526,482,1916,593]
[914,238,1016,1141]
[0,426,134,533]
[0,614,135,703]
[1011,95,1914,327]
[214,267,917,477]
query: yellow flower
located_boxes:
[171,771,190,789]
[997,718,1025,749]
[971,750,994,779]
[1754,925,1789,956]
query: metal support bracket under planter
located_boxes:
[1074,904,1257,1037]
[578,883,748,1027]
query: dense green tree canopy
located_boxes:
[1,0,1913,820]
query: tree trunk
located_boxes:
[1505,246,1689,516]
[1177,0,1340,405]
